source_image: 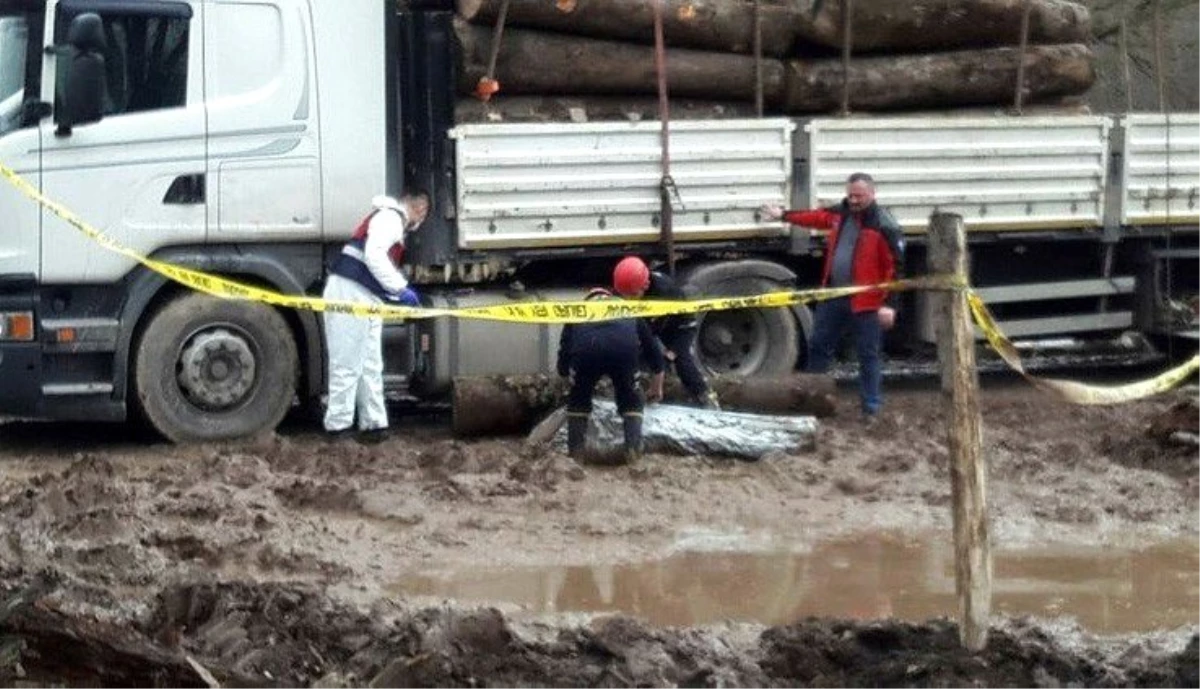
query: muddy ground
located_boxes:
[0,372,1196,687]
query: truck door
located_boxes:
[39,0,206,284]
[203,0,320,241]
[0,3,45,279]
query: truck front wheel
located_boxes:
[133,293,298,442]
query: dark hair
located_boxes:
[846,172,874,187]
[402,188,431,206]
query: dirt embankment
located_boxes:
[0,379,1196,686]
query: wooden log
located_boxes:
[782,44,1094,113]
[452,374,569,438]
[457,0,800,56]
[845,98,1091,118]
[454,95,758,123]
[453,22,1093,111]
[0,580,215,687]
[664,373,838,417]
[453,19,786,102]
[928,212,991,651]
[793,0,1090,53]
[525,373,835,447]
[460,372,837,438]
[1146,398,1200,442]
[457,96,1089,123]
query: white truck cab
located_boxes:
[0,0,393,439]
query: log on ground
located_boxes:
[664,373,838,417]
[461,372,839,438]
[452,374,569,438]
[0,580,218,687]
[793,0,1090,52]
[457,0,800,56]
[555,399,818,460]
[1147,398,1200,442]
[782,44,1095,112]
[454,20,786,101]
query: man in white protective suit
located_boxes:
[322,191,430,441]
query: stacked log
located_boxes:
[449,0,1095,121]
[456,0,802,55]
[790,0,1090,52]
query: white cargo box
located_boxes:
[450,119,794,250]
[805,116,1111,233]
[1121,113,1200,227]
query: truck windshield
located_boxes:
[0,3,36,138]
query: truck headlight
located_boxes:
[0,312,34,341]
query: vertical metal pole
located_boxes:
[653,0,676,275]
[484,0,511,82]
[1153,0,1167,111]
[929,212,992,652]
[1119,19,1133,113]
[754,0,764,117]
[839,0,853,116]
[1013,0,1032,113]
[1153,0,1174,358]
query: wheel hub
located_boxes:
[698,310,768,373]
[177,328,257,410]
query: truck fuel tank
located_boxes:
[410,286,580,398]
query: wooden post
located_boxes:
[927,212,991,651]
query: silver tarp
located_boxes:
[553,400,817,460]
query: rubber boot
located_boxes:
[622,413,644,462]
[566,414,589,457]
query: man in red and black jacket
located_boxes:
[762,172,904,420]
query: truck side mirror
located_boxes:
[54,12,106,136]
[20,99,52,126]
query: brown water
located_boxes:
[391,531,1199,634]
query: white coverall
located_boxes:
[323,196,410,432]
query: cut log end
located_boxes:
[452,374,570,438]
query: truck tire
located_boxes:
[683,264,800,378]
[133,293,298,442]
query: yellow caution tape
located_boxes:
[3,161,1193,403]
[968,292,1199,404]
[0,161,948,323]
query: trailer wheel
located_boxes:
[133,293,298,442]
[684,266,799,377]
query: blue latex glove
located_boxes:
[392,288,420,307]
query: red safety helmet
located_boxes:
[613,256,650,297]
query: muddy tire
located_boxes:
[133,293,298,443]
[683,263,800,377]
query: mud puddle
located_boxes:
[392,530,1199,634]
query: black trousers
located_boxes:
[659,327,709,398]
[567,343,643,416]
